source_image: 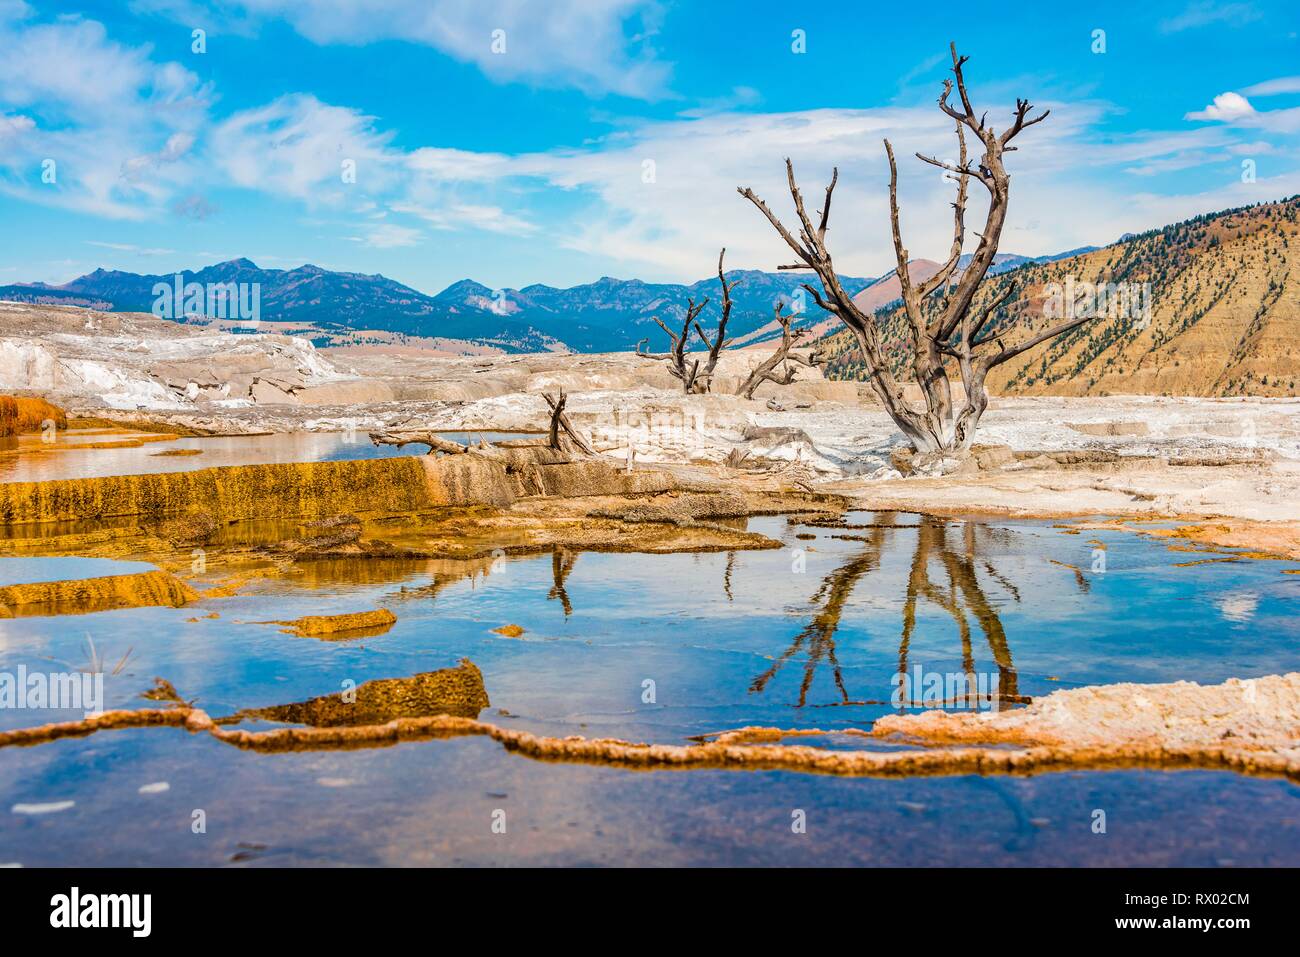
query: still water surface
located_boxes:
[0,430,536,483]
[0,511,1297,865]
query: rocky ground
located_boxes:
[4,299,1299,553]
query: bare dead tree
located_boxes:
[738,42,1094,454]
[371,393,594,459]
[636,296,710,393]
[736,303,824,400]
[636,248,741,394]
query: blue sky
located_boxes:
[1,0,1298,294]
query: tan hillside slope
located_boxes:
[822,195,1300,396]
[852,259,942,314]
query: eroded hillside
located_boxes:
[822,196,1300,397]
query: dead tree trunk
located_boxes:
[547,390,567,449]
[636,248,738,394]
[692,248,738,391]
[369,431,469,455]
[738,42,1093,454]
[737,304,823,400]
[542,390,595,455]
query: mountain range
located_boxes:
[0,260,883,354]
[0,247,1094,355]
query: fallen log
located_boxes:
[369,431,469,455]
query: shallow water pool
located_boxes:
[0,429,538,484]
[0,511,1297,866]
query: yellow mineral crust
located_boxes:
[0,488,802,581]
[0,395,67,435]
[0,458,436,523]
[269,608,397,638]
[0,569,200,617]
[1,671,1295,780]
[49,434,179,450]
[0,450,679,525]
[226,659,490,725]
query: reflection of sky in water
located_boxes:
[1216,591,1260,623]
[0,556,156,586]
[0,511,1297,865]
[0,431,536,483]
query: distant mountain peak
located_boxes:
[434,278,495,299]
[195,257,261,273]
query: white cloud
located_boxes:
[1241,76,1300,97]
[0,1,32,22]
[0,11,209,218]
[0,16,205,118]
[392,201,536,235]
[144,0,671,99]
[389,100,1131,278]
[213,93,398,202]
[3,5,1298,284]
[121,130,196,182]
[86,240,176,255]
[1186,91,1257,122]
[348,223,422,248]
[405,147,518,183]
[1160,1,1262,33]
[214,95,541,240]
[1186,91,1300,133]
[1124,151,1220,177]
[171,193,218,220]
[0,112,33,138]
[214,86,1297,281]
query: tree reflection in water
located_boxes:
[752,513,1023,708]
[549,547,578,617]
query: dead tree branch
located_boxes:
[369,431,470,455]
[542,390,596,456]
[737,304,823,400]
